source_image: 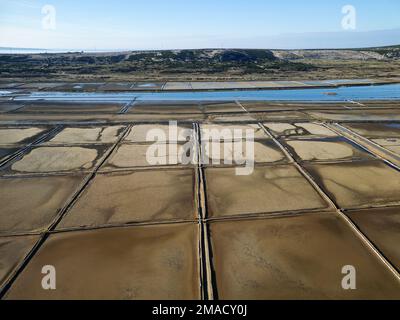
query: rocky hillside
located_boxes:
[0,49,315,79]
[273,45,400,60]
[0,47,399,81]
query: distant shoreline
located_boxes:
[1,44,400,55]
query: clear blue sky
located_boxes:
[1,0,400,50]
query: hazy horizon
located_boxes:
[1,0,400,50]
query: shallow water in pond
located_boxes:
[11,84,400,102]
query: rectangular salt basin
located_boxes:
[346,207,400,269]
[5,223,200,299]
[209,213,400,299]
[205,165,328,218]
[8,145,110,174]
[102,143,194,170]
[200,123,269,140]
[282,137,374,162]
[0,235,39,289]
[57,169,197,229]
[0,127,46,144]
[124,124,194,143]
[304,160,400,209]
[0,174,85,234]
[48,126,125,144]
[201,139,288,165]
[264,122,337,138]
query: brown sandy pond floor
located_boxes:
[201,102,244,114]
[15,102,125,114]
[346,207,400,270]
[0,235,40,292]
[264,122,337,138]
[124,123,194,143]
[0,96,399,299]
[208,212,400,299]
[4,223,200,299]
[46,126,125,145]
[202,139,288,165]
[282,136,375,163]
[303,160,400,209]
[57,169,197,229]
[0,127,47,144]
[205,165,330,218]
[341,122,400,156]
[101,142,195,170]
[128,101,203,114]
[0,126,53,164]
[200,123,269,139]
[5,145,111,174]
[0,174,86,235]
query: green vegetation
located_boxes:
[0,47,398,81]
